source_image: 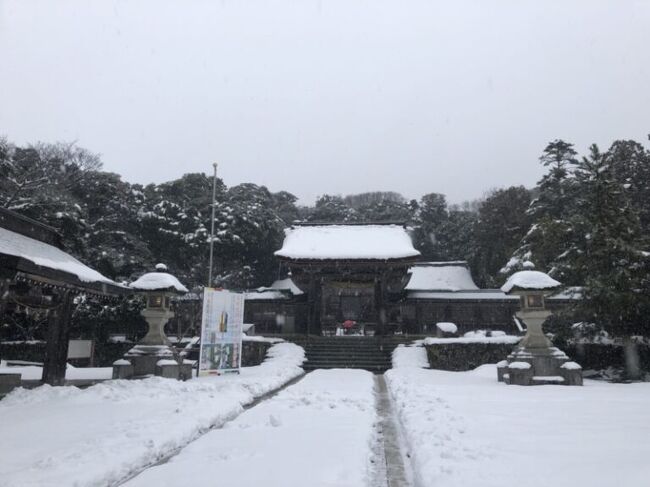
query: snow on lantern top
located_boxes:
[130,266,189,294]
[274,224,420,261]
[501,270,561,294]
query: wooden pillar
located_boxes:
[0,278,10,316]
[306,272,323,338]
[375,272,387,336]
[42,289,74,386]
[307,273,316,338]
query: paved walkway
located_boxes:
[374,375,412,487]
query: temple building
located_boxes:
[244,222,574,336]
[0,208,126,384]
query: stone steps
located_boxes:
[301,336,406,373]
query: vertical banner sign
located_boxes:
[199,288,244,376]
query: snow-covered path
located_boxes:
[124,369,378,487]
[374,375,412,487]
[387,344,650,487]
[0,343,304,487]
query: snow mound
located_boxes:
[436,322,458,333]
[561,361,582,370]
[275,224,420,260]
[509,361,531,369]
[392,343,429,368]
[501,270,561,293]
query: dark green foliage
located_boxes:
[71,297,147,343]
[425,342,518,371]
[308,194,359,222]
[3,133,650,342]
[469,186,532,287]
[1,139,300,290]
[571,145,650,337]
[506,137,650,338]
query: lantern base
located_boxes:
[117,344,178,378]
[497,345,583,386]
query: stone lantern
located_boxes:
[497,270,583,386]
[113,264,192,380]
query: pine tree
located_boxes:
[411,193,449,260]
[470,186,532,287]
[503,140,581,283]
[572,144,650,338]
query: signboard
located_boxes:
[67,340,94,360]
[198,288,244,376]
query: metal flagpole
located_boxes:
[208,162,218,287]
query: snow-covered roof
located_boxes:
[245,277,304,301]
[501,270,561,293]
[0,226,119,285]
[406,262,479,291]
[244,290,288,301]
[274,224,420,261]
[408,290,518,301]
[130,272,189,293]
[269,278,304,295]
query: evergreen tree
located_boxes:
[503,140,581,283]
[470,186,532,287]
[572,144,650,338]
[308,195,358,222]
[411,193,448,260]
[605,139,650,231]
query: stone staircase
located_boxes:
[297,336,411,373]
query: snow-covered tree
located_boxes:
[470,186,532,287]
[502,140,580,282]
[571,144,650,338]
[308,195,359,223]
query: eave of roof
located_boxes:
[2,254,128,296]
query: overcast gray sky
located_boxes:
[1,0,649,205]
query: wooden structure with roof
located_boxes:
[0,208,127,385]
[274,222,420,335]
[247,230,576,336]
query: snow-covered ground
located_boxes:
[124,369,377,487]
[387,345,650,487]
[0,342,304,487]
[0,361,112,381]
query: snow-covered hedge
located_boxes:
[424,340,519,371]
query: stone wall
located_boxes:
[241,340,274,366]
[0,341,132,366]
[1,339,277,368]
[424,340,650,376]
